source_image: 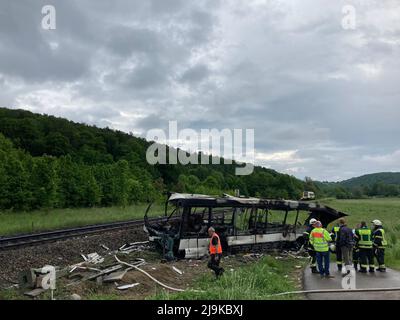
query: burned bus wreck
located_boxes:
[144,193,347,260]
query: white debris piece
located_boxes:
[172,266,183,275]
[117,283,140,290]
[86,253,104,264]
[118,241,150,254]
[101,244,110,251]
[69,266,78,273]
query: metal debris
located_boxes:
[172,266,183,275]
[118,241,150,254]
[115,256,185,292]
[70,252,106,273]
[103,270,128,283]
[83,265,122,281]
[117,283,140,290]
[86,253,104,264]
[74,266,101,272]
[67,264,123,286]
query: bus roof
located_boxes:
[167,193,348,225]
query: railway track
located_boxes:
[0,217,162,251]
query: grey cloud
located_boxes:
[1,0,400,181]
[0,1,105,83]
[149,0,186,15]
[179,64,210,83]
[125,64,168,89]
[106,27,164,57]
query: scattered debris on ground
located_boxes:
[0,226,306,300]
[119,241,151,254]
[274,250,308,261]
[0,227,148,286]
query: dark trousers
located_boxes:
[316,251,330,276]
[335,245,343,270]
[208,254,224,277]
[353,249,359,270]
[359,248,374,271]
[374,248,386,270]
[308,249,317,270]
[340,246,353,266]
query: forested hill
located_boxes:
[0,107,305,211]
[340,172,400,188]
[315,172,400,199]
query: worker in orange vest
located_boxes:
[207,227,224,278]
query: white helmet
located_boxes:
[309,218,317,225]
[372,219,382,226]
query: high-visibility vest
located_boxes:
[357,227,372,249]
[310,228,330,252]
[331,226,340,242]
[374,228,387,248]
[209,233,222,254]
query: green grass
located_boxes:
[0,288,25,300]
[85,293,122,300]
[151,256,304,300]
[322,198,400,269]
[0,203,164,236]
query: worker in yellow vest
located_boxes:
[207,227,224,278]
[309,221,334,278]
[303,218,319,274]
[372,220,387,272]
[355,221,374,273]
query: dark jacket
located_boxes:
[373,226,386,248]
[303,225,314,249]
[337,225,355,248]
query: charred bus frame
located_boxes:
[144,193,347,259]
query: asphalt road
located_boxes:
[303,263,400,300]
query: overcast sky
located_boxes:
[1,0,400,181]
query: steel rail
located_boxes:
[0,217,163,250]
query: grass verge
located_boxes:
[0,203,164,236]
[322,198,400,269]
[151,256,305,300]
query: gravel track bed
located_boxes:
[0,226,147,284]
